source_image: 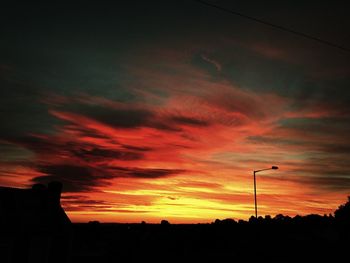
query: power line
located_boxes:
[194,0,350,53]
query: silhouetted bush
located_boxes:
[334,196,350,223]
[160,220,170,225]
[214,219,221,224]
[213,218,236,225]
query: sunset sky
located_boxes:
[1,1,350,223]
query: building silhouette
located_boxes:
[0,181,71,263]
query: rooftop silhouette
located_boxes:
[0,182,71,263]
[0,181,70,230]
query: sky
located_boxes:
[1,1,350,223]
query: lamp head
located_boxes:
[271,166,279,170]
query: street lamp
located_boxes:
[253,166,278,218]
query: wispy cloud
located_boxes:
[200,54,222,71]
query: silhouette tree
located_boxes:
[161,220,170,225]
[221,218,236,225]
[214,219,221,224]
[334,196,350,223]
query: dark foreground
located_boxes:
[1,191,349,263]
[70,218,349,263]
[2,216,349,263]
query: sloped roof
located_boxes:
[0,181,71,232]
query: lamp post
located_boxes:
[253,166,278,218]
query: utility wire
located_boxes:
[194,0,350,53]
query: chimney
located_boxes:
[48,181,63,207]
[32,183,46,191]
